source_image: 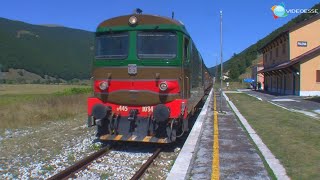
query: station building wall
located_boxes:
[289,18,320,59]
[300,55,320,96]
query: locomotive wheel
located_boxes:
[167,120,177,142]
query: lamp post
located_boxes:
[215,56,218,83]
[220,10,223,112]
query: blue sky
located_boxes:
[0,0,318,68]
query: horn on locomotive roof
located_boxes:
[134,8,143,14]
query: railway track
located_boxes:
[130,148,162,180]
[47,145,112,180]
[47,145,162,180]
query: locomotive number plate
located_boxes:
[116,106,128,112]
[128,64,137,75]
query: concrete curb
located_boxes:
[269,102,320,120]
[166,88,213,180]
[223,92,290,180]
[246,93,263,101]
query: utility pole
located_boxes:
[215,56,218,83]
[220,10,223,112]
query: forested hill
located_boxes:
[209,3,320,81]
[0,17,94,80]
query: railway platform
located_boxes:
[167,89,271,180]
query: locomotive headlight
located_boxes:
[159,82,168,91]
[129,16,138,26]
[99,81,109,90]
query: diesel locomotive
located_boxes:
[87,14,212,143]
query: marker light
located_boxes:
[129,16,138,25]
[159,82,168,91]
[99,81,109,90]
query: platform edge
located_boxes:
[166,88,214,180]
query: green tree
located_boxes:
[229,63,240,80]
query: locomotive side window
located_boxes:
[137,32,177,59]
[95,32,129,59]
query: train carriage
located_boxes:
[87,14,212,143]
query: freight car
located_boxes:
[87,14,213,143]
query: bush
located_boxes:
[54,87,91,96]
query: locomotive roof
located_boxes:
[98,14,184,28]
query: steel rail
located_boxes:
[130,148,162,180]
[47,145,111,180]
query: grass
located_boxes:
[214,81,249,91]
[67,153,76,162]
[90,143,102,151]
[0,94,89,129]
[100,173,112,179]
[0,85,92,129]
[42,165,54,171]
[0,84,89,95]
[226,93,320,180]
[0,94,47,106]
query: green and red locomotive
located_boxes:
[87,14,212,143]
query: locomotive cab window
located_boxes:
[137,31,177,59]
[95,32,129,59]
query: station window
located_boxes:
[264,54,268,63]
[276,47,279,57]
[270,51,272,61]
[317,70,320,82]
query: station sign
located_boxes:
[297,41,307,47]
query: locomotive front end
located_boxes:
[87,14,190,143]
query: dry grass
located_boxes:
[227,93,320,179]
[0,84,91,129]
[0,94,89,129]
[0,84,88,95]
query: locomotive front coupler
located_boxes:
[128,109,139,121]
[110,113,120,134]
[128,109,139,133]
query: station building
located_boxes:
[259,14,320,96]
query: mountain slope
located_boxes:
[209,3,320,80]
[0,18,94,80]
